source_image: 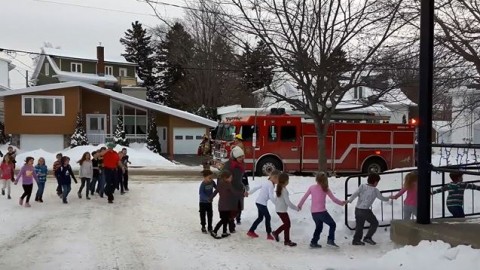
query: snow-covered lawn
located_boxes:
[0,174,479,270]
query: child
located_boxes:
[0,154,15,199]
[347,173,390,245]
[432,171,480,218]
[391,171,418,220]
[90,151,99,196]
[34,157,48,203]
[14,157,38,207]
[297,172,345,248]
[121,148,130,192]
[272,173,299,247]
[78,152,93,200]
[210,170,243,239]
[246,170,280,240]
[117,151,125,195]
[53,153,63,198]
[56,156,77,204]
[199,169,217,233]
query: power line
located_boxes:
[32,0,159,17]
[1,46,478,74]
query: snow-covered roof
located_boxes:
[0,82,217,128]
[0,57,16,70]
[0,85,10,91]
[31,54,119,84]
[45,55,118,84]
[42,47,135,65]
[433,121,452,132]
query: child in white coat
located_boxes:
[272,173,299,247]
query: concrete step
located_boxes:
[391,218,480,249]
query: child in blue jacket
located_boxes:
[56,156,77,204]
[199,169,217,233]
[34,157,48,203]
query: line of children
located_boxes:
[246,170,280,240]
[297,172,345,248]
[432,171,480,218]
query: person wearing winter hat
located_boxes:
[222,146,247,233]
[230,144,250,224]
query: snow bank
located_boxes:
[11,144,176,169]
[358,241,480,270]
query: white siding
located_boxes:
[20,135,64,152]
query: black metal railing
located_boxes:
[344,166,480,230]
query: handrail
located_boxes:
[344,168,480,230]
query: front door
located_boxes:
[157,126,167,153]
[86,114,107,145]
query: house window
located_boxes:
[354,87,363,99]
[119,68,128,77]
[44,63,50,76]
[22,96,64,116]
[71,62,82,73]
[105,66,113,76]
[110,100,148,137]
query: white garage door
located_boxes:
[21,135,64,153]
[173,128,205,154]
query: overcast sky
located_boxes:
[0,0,184,89]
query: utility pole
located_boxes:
[417,0,434,225]
[25,70,29,87]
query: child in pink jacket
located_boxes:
[298,172,345,248]
[391,171,417,220]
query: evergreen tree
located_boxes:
[120,21,161,103]
[70,113,89,148]
[146,115,162,154]
[0,122,9,145]
[156,22,195,108]
[113,115,129,147]
[240,40,275,93]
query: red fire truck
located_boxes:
[213,112,416,175]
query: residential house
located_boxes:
[218,80,415,123]
[0,57,16,121]
[434,86,480,144]
[0,81,217,155]
[30,46,144,95]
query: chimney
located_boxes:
[96,45,105,88]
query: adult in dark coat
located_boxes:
[222,146,246,233]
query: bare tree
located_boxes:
[216,0,412,170]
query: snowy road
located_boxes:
[0,177,479,270]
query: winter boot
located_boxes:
[363,238,376,245]
[78,192,82,199]
[327,240,339,248]
[38,197,44,203]
[1,189,4,196]
[310,243,322,248]
[7,195,11,199]
[201,227,207,234]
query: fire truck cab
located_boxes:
[213,112,416,176]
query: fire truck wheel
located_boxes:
[256,157,283,176]
[362,158,387,174]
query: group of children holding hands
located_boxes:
[0,144,131,207]
[199,157,480,248]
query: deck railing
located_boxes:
[87,134,147,145]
